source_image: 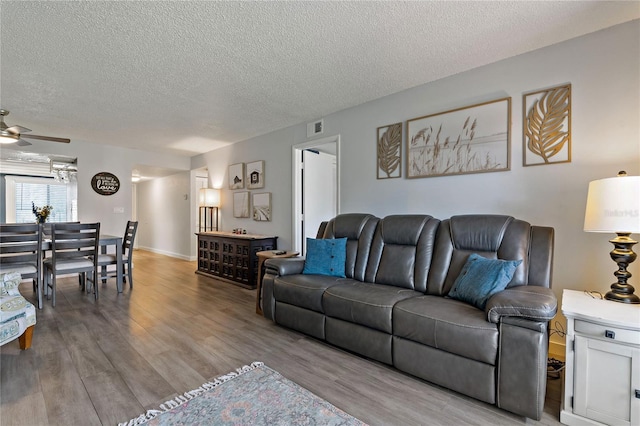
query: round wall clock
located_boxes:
[91,172,120,196]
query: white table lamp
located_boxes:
[584,171,640,303]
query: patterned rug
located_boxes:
[119,362,367,426]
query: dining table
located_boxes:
[42,234,124,293]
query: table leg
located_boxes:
[116,243,123,293]
[101,245,107,283]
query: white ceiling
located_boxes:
[1,1,638,158]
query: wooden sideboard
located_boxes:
[196,232,277,289]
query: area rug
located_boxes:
[119,361,368,426]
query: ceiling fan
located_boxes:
[0,109,70,146]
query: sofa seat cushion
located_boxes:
[323,282,422,333]
[273,274,346,313]
[393,295,499,365]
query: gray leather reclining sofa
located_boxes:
[262,213,557,420]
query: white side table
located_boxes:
[560,290,640,426]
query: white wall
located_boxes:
[136,171,192,259]
[193,21,640,350]
[9,139,191,240]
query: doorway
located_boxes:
[292,135,340,255]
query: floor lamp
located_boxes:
[584,171,640,304]
[199,188,220,232]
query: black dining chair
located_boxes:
[98,221,138,289]
[43,222,100,307]
[0,223,44,309]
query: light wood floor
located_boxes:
[1,250,563,426]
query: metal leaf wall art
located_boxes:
[377,122,402,179]
[523,84,571,166]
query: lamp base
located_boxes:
[605,233,640,304]
[604,289,640,304]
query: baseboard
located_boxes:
[136,246,194,261]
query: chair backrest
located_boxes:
[43,221,81,238]
[50,222,100,264]
[122,221,138,257]
[0,223,43,275]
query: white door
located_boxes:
[293,136,339,255]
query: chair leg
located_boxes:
[51,274,56,307]
[36,276,43,310]
[127,263,133,289]
[18,325,35,350]
[92,269,99,300]
[44,271,50,299]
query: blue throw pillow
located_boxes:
[448,253,522,310]
[302,237,347,278]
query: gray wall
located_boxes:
[193,21,640,350]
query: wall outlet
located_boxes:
[113,207,124,214]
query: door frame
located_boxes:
[292,135,340,254]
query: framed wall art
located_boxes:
[246,160,265,189]
[523,84,571,166]
[252,192,271,221]
[377,122,402,179]
[233,191,250,218]
[406,97,511,179]
[228,163,245,189]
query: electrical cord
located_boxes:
[583,290,603,299]
[549,320,566,339]
[545,290,604,380]
[547,320,566,379]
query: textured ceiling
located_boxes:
[1,1,638,157]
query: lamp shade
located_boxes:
[584,174,640,233]
[199,188,220,207]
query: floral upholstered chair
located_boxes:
[0,272,36,350]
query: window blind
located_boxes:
[4,175,77,223]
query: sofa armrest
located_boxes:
[265,257,306,276]
[485,285,557,324]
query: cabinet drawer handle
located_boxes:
[604,330,615,339]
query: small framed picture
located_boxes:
[252,192,271,221]
[228,163,245,189]
[233,191,250,218]
[246,160,265,189]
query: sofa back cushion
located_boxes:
[427,215,535,296]
[322,213,379,281]
[365,215,440,292]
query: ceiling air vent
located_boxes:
[307,119,324,138]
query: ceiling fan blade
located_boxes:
[6,125,31,134]
[23,134,71,143]
[16,139,32,147]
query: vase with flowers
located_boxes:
[32,202,53,224]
